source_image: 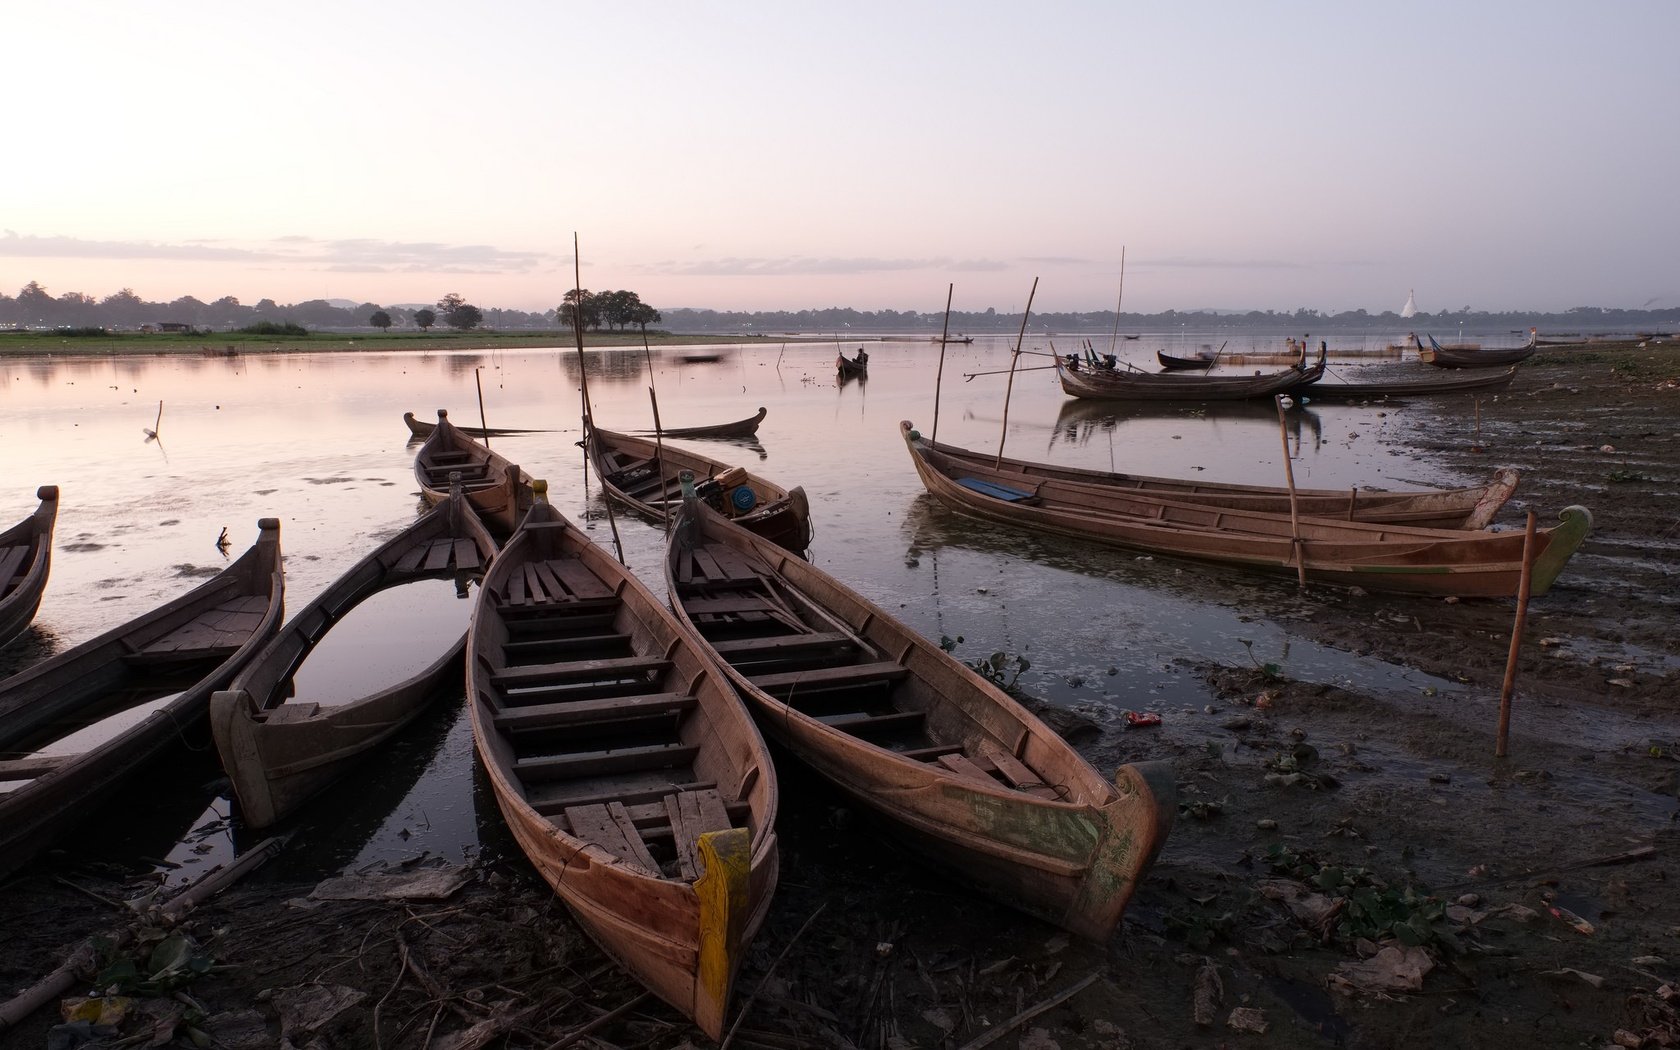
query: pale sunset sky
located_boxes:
[5,1,1676,315]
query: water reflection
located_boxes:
[1051,398,1325,456]
[287,577,476,705]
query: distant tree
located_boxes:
[369,309,393,331]
[414,308,437,331]
[631,301,662,334]
[17,281,52,324]
[445,304,482,331]
[558,288,600,332]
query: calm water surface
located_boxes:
[0,334,1503,882]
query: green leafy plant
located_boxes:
[1608,468,1652,483]
[967,651,1030,697]
[1238,639,1285,682]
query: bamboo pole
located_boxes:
[640,330,671,539]
[931,283,954,444]
[995,277,1039,468]
[1495,510,1540,758]
[1274,394,1308,587]
[571,233,625,565]
[1106,247,1126,356]
[474,367,490,448]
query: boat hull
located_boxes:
[1059,347,1325,401]
[0,486,58,650]
[413,409,536,535]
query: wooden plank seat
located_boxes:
[501,607,620,636]
[500,557,617,608]
[663,788,735,880]
[815,710,927,739]
[494,692,697,734]
[501,631,632,662]
[127,594,271,664]
[516,741,700,782]
[987,750,1063,799]
[710,631,857,661]
[532,777,718,817]
[0,545,29,591]
[747,661,910,697]
[491,654,672,690]
[956,477,1038,504]
[563,801,660,874]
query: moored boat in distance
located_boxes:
[900,421,1591,598]
[1415,334,1537,369]
[0,486,58,651]
[412,409,536,536]
[1058,344,1326,401]
[0,520,285,875]
[837,348,869,378]
[403,411,551,441]
[466,482,778,1039]
[664,488,1175,940]
[1303,366,1518,400]
[210,478,498,828]
[631,407,767,440]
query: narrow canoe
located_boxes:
[584,424,811,555]
[1415,335,1536,369]
[413,409,536,536]
[1303,366,1518,400]
[466,483,778,1039]
[210,482,498,828]
[404,411,550,441]
[632,407,767,440]
[900,422,1591,598]
[905,424,1517,529]
[1059,345,1325,401]
[837,351,868,378]
[664,494,1175,940]
[0,520,285,875]
[0,486,58,650]
[1157,350,1219,370]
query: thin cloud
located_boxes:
[0,230,280,261]
[1146,255,1375,271]
[641,256,1010,277]
[0,231,554,273]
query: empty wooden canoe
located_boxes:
[584,423,811,555]
[403,411,550,441]
[413,409,536,535]
[0,486,58,651]
[1059,345,1325,401]
[466,483,778,1039]
[0,520,284,875]
[211,482,498,828]
[906,424,1517,529]
[665,495,1175,941]
[901,421,1592,598]
[631,407,767,440]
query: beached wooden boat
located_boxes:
[584,424,811,554]
[210,482,497,828]
[632,407,766,440]
[1303,366,1518,400]
[664,493,1174,939]
[907,424,1517,529]
[403,411,550,441]
[0,521,285,875]
[0,486,58,651]
[466,483,778,1039]
[413,409,536,535]
[837,349,869,378]
[1059,345,1325,401]
[1416,335,1535,369]
[900,421,1590,597]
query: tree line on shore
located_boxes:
[0,280,1672,336]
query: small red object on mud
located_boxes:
[1126,711,1163,728]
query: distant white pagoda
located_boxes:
[1400,289,1419,318]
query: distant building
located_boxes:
[1400,290,1419,318]
[158,322,191,333]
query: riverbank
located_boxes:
[0,329,837,357]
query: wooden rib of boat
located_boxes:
[632,407,767,440]
[210,482,498,828]
[837,349,869,378]
[584,424,811,555]
[0,486,58,650]
[1059,345,1325,401]
[466,483,778,1039]
[1304,366,1519,400]
[907,424,1517,529]
[403,411,549,441]
[0,520,285,875]
[413,409,536,535]
[900,421,1591,597]
[1415,335,1535,369]
[664,493,1174,940]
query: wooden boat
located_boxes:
[210,481,498,828]
[837,349,869,378]
[1416,334,1535,369]
[931,334,974,344]
[664,493,1174,940]
[1303,366,1518,400]
[0,520,285,875]
[1059,345,1325,401]
[0,486,58,650]
[909,423,1517,529]
[632,407,767,440]
[403,411,549,441]
[584,423,811,554]
[466,482,778,1039]
[412,409,536,535]
[1157,350,1218,370]
[900,421,1591,597]
[678,352,725,364]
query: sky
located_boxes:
[5,1,1678,316]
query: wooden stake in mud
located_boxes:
[931,283,954,444]
[1274,394,1308,587]
[995,276,1039,468]
[474,367,491,448]
[571,233,625,565]
[1496,510,1540,758]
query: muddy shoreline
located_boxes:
[2,343,1677,1050]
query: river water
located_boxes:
[0,333,1508,883]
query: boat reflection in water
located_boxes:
[1049,397,1324,458]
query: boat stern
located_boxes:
[1528,505,1593,596]
[692,826,752,1040]
[1062,760,1177,941]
